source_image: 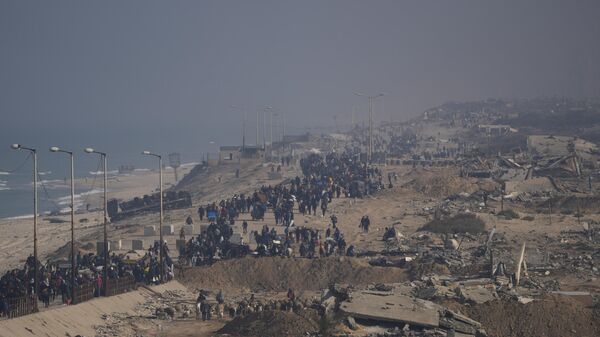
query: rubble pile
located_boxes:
[328,284,488,337]
[216,309,321,337]
[465,294,600,337]
[92,289,196,337]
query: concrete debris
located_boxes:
[337,288,486,336]
[345,316,358,330]
[457,286,497,304]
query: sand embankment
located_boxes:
[0,281,188,337]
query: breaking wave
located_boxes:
[89,170,119,175]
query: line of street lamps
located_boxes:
[354,92,385,163]
[10,144,166,303]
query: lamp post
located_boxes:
[84,147,108,296]
[354,92,385,163]
[142,151,163,283]
[49,146,76,302]
[10,144,39,310]
[208,141,218,163]
[231,105,246,152]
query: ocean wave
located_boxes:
[38,171,52,176]
[4,214,34,220]
[0,171,9,175]
[0,187,10,191]
[133,168,151,172]
[32,179,66,187]
[56,189,103,205]
[89,170,119,176]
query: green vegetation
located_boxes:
[419,213,485,234]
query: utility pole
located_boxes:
[11,144,39,309]
[230,105,246,152]
[282,112,285,140]
[159,156,163,282]
[84,148,108,296]
[243,110,246,151]
[33,150,38,307]
[270,110,273,149]
[102,154,107,295]
[263,109,266,151]
[354,92,384,163]
[143,151,163,282]
[50,147,76,303]
[69,152,74,301]
[369,96,373,162]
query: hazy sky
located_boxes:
[1,0,599,169]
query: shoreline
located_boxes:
[0,163,197,219]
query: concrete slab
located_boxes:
[131,239,144,250]
[96,241,111,255]
[144,226,156,236]
[182,224,195,235]
[339,291,439,328]
[161,225,175,235]
[109,240,122,251]
[458,286,497,304]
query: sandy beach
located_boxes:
[0,164,194,271]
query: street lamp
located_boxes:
[49,146,76,303]
[354,92,385,163]
[208,141,218,163]
[231,105,247,151]
[142,150,164,283]
[10,144,39,310]
[263,106,271,152]
[84,147,108,296]
[263,105,273,162]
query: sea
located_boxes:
[0,151,204,219]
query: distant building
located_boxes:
[477,124,515,135]
[219,146,241,163]
[282,133,310,143]
[218,145,263,164]
[527,135,599,160]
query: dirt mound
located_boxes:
[216,309,320,337]
[404,172,482,197]
[466,295,600,337]
[46,241,86,261]
[419,213,486,234]
[543,195,600,213]
[181,257,408,292]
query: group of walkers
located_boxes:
[179,151,386,265]
[181,221,249,267]
[194,287,313,321]
[0,240,173,317]
[1,151,384,317]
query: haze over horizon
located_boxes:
[1,0,600,170]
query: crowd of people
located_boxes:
[0,241,174,317]
[1,151,383,317]
[192,288,317,321]
[179,152,383,264]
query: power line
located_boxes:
[81,158,102,207]
[0,152,33,174]
[37,171,62,211]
